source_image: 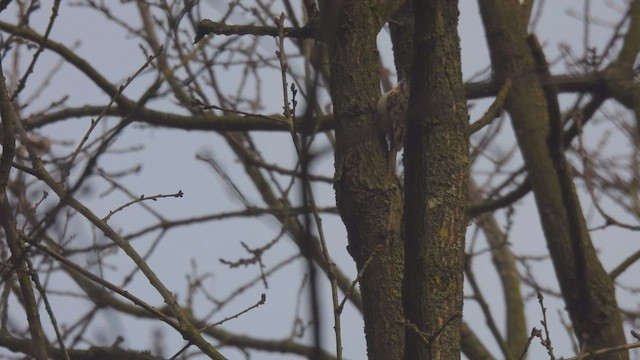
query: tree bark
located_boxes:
[402,0,469,359]
[478,1,628,357]
[329,1,406,359]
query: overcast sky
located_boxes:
[2,1,638,359]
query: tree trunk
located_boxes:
[478,1,628,357]
[328,1,406,359]
[402,0,469,359]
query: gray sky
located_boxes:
[2,1,638,359]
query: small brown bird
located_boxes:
[376,79,409,175]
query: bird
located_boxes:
[376,79,409,176]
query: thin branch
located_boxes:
[103,190,184,222]
[194,19,316,44]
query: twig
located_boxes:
[11,0,62,101]
[464,254,510,359]
[64,47,163,182]
[103,190,184,222]
[204,293,266,330]
[398,312,463,347]
[22,233,181,329]
[275,12,340,358]
[518,328,541,360]
[193,19,315,44]
[562,338,640,360]
[537,292,556,359]
[337,245,381,314]
[194,100,288,126]
[27,258,71,360]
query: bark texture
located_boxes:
[402,0,469,359]
[328,1,406,359]
[478,1,628,357]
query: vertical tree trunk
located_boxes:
[478,1,628,357]
[402,0,469,359]
[328,1,406,359]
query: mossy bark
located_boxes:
[478,1,628,358]
[328,1,406,359]
[402,1,469,359]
